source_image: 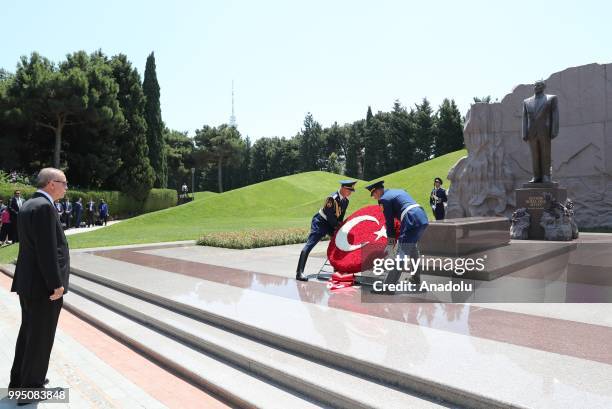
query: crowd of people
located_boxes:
[0,189,111,246]
[53,197,109,230]
[0,190,24,245]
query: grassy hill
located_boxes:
[0,149,466,261]
[194,191,218,200]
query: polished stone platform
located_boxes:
[421,240,576,281]
[39,236,612,408]
[419,216,510,256]
[4,236,612,408]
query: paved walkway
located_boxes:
[64,220,122,236]
[0,273,229,409]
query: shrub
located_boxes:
[197,228,325,249]
[0,182,176,219]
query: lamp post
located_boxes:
[190,168,195,199]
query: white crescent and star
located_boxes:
[335,215,387,252]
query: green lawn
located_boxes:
[0,150,466,263]
[194,191,218,200]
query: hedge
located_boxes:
[197,228,329,249]
[0,183,176,219]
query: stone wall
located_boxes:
[447,63,612,228]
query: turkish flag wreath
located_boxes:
[326,205,400,290]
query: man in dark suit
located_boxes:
[522,80,559,183]
[9,168,70,396]
[8,190,24,243]
[73,198,83,228]
[63,198,72,229]
[86,198,96,227]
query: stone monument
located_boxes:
[447,63,612,229]
[514,80,569,239]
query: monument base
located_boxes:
[419,217,510,256]
[515,184,567,240]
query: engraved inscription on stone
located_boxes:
[526,196,545,209]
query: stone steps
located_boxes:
[67,264,519,409]
[67,273,448,409]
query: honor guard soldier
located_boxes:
[366,180,429,291]
[429,177,448,220]
[295,180,356,281]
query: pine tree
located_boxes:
[143,52,167,188]
[345,121,364,178]
[413,98,435,163]
[298,112,324,171]
[193,124,244,193]
[434,98,464,157]
[363,106,386,179]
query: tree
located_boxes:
[193,124,244,192]
[363,106,388,179]
[110,54,155,200]
[345,120,364,178]
[60,51,125,188]
[8,52,113,168]
[297,112,325,171]
[386,100,415,171]
[413,98,435,163]
[323,122,348,162]
[0,70,23,170]
[326,152,342,174]
[473,95,492,103]
[434,98,464,157]
[165,129,195,191]
[143,52,167,188]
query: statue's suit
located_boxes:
[522,93,559,180]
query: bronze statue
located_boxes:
[522,80,559,183]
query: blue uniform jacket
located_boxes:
[379,189,428,239]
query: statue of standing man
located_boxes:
[522,80,559,183]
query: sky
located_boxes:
[2,0,610,140]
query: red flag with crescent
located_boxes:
[327,205,399,274]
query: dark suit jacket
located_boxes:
[522,94,559,140]
[8,196,22,218]
[11,192,70,298]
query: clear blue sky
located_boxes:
[2,0,610,139]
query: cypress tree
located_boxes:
[143,52,167,187]
[110,54,155,200]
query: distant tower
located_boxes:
[229,80,237,128]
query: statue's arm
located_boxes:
[521,101,528,141]
[550,95,559,139]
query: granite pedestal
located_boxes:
[515,182,567,240]
[419,217,510,256]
